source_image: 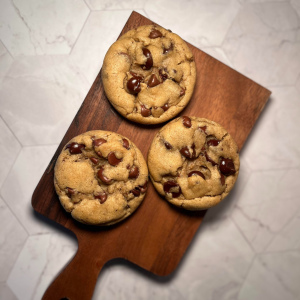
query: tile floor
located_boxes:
[0,0,300,299]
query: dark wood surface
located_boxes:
[31,11,271,300]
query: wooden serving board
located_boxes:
[32,11,271,300]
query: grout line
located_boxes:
[236,253,257,298]
[83,0,92,10]
[0,115,23,147]
[0,39,15,60]
[231,214,256,254]
[69,10,91,56]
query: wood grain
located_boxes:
[31,11,271,300]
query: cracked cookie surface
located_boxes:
[54,130,148,226]
[147,116,240,210]
[102,25,196,124]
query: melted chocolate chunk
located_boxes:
[199,126,207,133]
[139,181,148,193]
[180,146,191,159]
[129,166,139,179]
[97,167,112,184]
[161,103,169,111]
[219,157,236,176]
[142,48,153,70]
[131,187,141,197]
[220,173,225,185]
[127,76,142,94]
[141,105,151,117]
[163,43,173,54]
[89,157,99,164]
[182,116,192,128]
[107,152,122,166]
[66,142,85,154]
[122,138,130,150]
[188,171,205,180]
[149,29,162,39]
[93,138,107,147]
[95,192,107,204]
[204,152,217,166]
[180,88,186,97]
[159,68,168,81]
[163,181,181,198]
[147,74,160,87]
[207,139,220,147]
[164,141,172,150]
[66,187,74,197]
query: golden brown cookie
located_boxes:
[147,116,240,210]
[54,130,148,226]
[102,25,196,124]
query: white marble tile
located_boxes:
[266,204,300,252]
[70,10,146,86]
[0,145,58,235]
[0,282,17,300]
[291,0,300,19]
[7,234,51,300]
[201,47,233,67]
[0,55,89,146]
[0,117,21,189]
[31,232,77,300]
[232,169,300,252]
[0,41,13,88]
[0,196,28,282]
[238,251,300,300]
[0,0,89,56]
[85,0,146,10]
[241,87,300,171]
[222,2,300,86]
[93,217,253,300]
[145,0,241,48]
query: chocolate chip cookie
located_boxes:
[102,25,196,124]
[54,130,148,226]
[147,116,240,210]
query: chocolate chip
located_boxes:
[188,171,205,180]
[93,138,107,147]
[207,139,220,147]
[95,192,107,204]
[127,76,142,94]
[159,68,168,81]
[97,167,112,184]
[191,143,197,158]
[90,157,99,164]
[107,152,122,166]
[142,48,153,70]
[147,74,160,87]
[182,116,192,128]
[164,141,172,150]
[122,138,130,149]
[66,142,85,154]
[161,103,169,111]
[163,180,181,198]
[139,181,148,193]
[131,187,141,197]
[180,146,191,159]
[163,43,173,54]
[219,157,236,176]
[220,173,225,185]
[199,126,207,133]
[66,187,74,197]
[205,152,217,166]
[141,105,151,117]
[129,166,139,179]
[180,88,185,97]
[149,29,162,39]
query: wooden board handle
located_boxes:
[42,239,106,300]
